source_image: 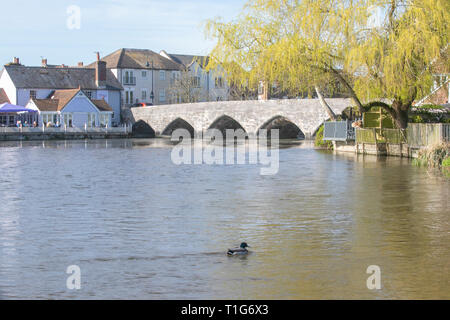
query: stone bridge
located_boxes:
[128,99,352,139]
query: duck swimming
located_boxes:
[227,242,250,255]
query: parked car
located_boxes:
[132,102,153,107]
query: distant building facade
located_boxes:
[89,48,182,106]
[0,57,123,125]
[92,48,230,106]
[159,51,229,102]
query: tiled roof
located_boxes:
[0,88,10,104]
[51,88,80,111]
[91,99,113,111]
[90,48,182,71]
[31,99,59,111]
[32,89,113,112]
[166,53,209,69]
[4,65,123,90]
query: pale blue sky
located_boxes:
[0,0,245,66]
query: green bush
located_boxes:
[442,157,450,167]
[411,115,424,123]
[415,104,444,110]
[314,124,333,149]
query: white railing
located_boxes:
[1,124,131,135]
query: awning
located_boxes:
[0,103,37,113]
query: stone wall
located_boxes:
[129,98,352,138]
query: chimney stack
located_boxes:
[94,53,106,87]
[78,62,84,67]
[13,57,20,65]
[42,58,48,67]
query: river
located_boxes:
[0,139,448,299]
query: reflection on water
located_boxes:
[0,139,448,299]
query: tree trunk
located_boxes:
[315,86,337,121]
[392,103,409,129]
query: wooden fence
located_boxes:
[356,123,449,146]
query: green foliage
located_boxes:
[314,124,333,149]
[411,115,424,123]
[442,157,450,167]
[443,157,450,178]
[363,107,395,128]
[415,104,444,110]
[205,0,449,127]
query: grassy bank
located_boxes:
[413,142,450,177]
[314,124,333,150]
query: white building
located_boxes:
[89,48,182,106]
[0,57,123,125]
[26,88,113,128]
[159,51,229,102]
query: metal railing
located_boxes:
[323,120,355,141]
[1,125,132,135]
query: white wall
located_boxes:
[0,69,17,104]
[17,88,54,106]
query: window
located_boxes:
[42,113,58,125]
[125,91,134,104]
[159,89,166,102]
[87,113,96,127]
[99,114,109,127]
[63,113,73,127]
[159,70,166,81]
[142,71,147,78]
[0,115,6,125]
[215,77,224,88]
[30,90,37,99]
[141,89,147,101]
[123,71,135,85]
[85,91,92,99]
[192,76,200,88]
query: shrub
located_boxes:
[415,104,444,110]
[314,124,333,149]
[411,115,424,123]
[413,142,450,168]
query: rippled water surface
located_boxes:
[0,139,448,299]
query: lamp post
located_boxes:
[146,60,154,105]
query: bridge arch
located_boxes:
[161,117,195,138]
[131,120,156,138]
[258,115,305,139]
[207,114,248,138]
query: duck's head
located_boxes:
[240,242,250,249]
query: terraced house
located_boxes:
[159,51,229,102]
[90,48,182,106]
[93,48,230,106]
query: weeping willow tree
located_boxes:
[205,0,449,128]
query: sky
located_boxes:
[0,0,245,67]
